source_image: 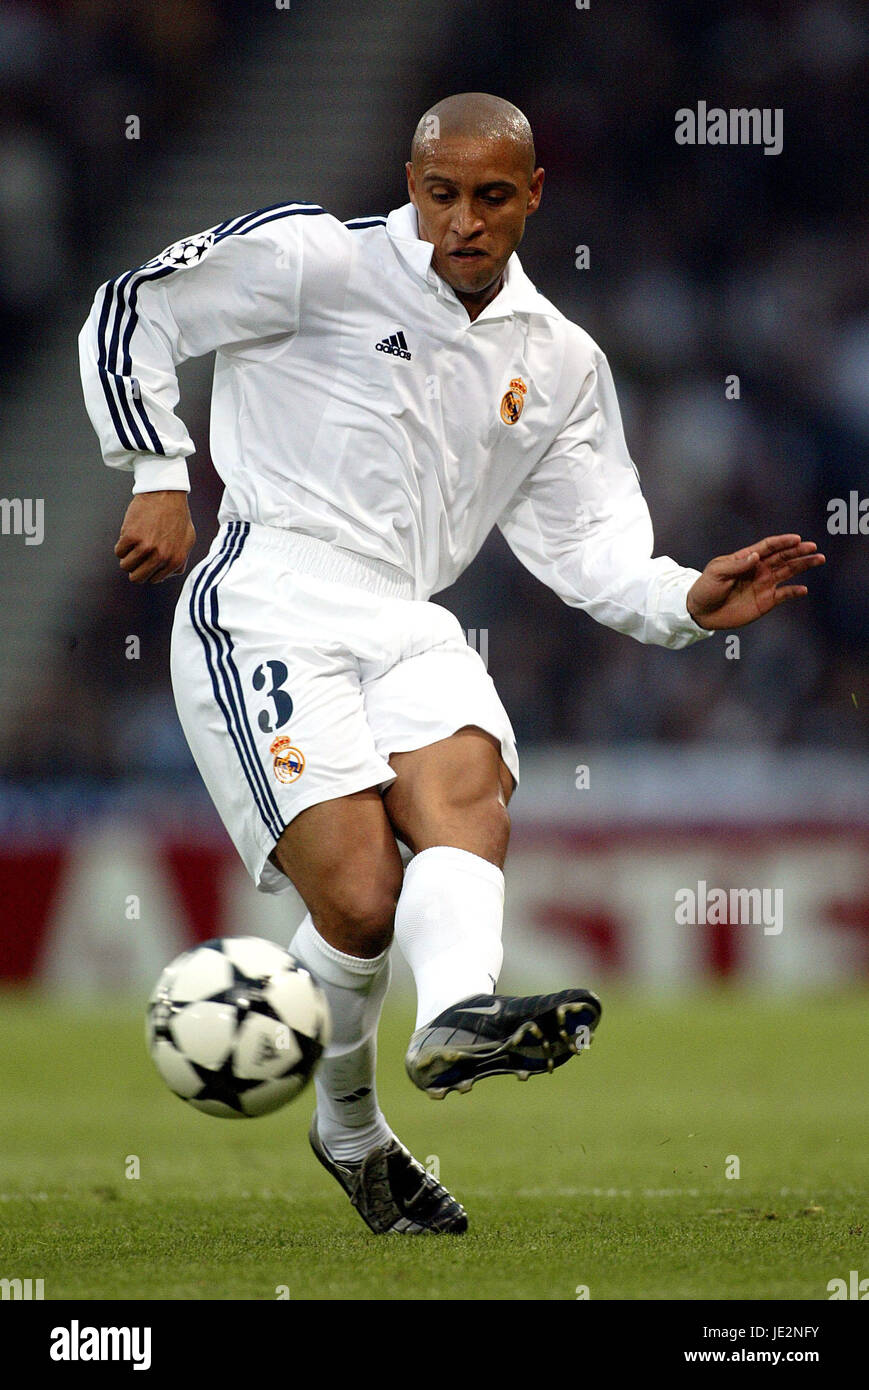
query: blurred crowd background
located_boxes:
[0,0,865,781]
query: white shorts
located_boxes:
[171,521,519,893]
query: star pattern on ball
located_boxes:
[188,1055,263,1115]
[291,1029,323,1079]
[204,965,284,1026]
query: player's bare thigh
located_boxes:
[269,728,512,958]
[269,787,403,959]
[383,725,514,868]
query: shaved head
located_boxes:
[406,92,544,320]
[411,92,536,178]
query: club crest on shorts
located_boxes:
[270,736,305,784]
[500,376,528,425]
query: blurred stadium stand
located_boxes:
[0,0,865,988]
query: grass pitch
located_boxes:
[1,986,866,1301]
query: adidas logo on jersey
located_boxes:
[375,330,411,360]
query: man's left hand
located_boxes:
[686,534,825,630]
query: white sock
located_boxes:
[289,914,393,1164]
[394,845,505,1029]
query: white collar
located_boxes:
[385,203,561,321]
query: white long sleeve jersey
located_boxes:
[79,199,711,647]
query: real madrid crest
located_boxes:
[500,376,528,425]
[270,736,305,784]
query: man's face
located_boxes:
[406,136,544,305]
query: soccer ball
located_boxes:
[146,937,330,1118]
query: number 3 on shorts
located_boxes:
[252,660,294,733]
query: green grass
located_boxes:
[1,987,866,1300]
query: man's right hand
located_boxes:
[114,490,196,584]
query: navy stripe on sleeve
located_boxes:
[98,203,326,457]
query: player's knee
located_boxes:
[464,794,511,860]
[403,787,510,863]
[385,732,512,862]
[443,791,510,864]
[316,869,401,955]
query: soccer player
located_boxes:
[79,93,824,1234]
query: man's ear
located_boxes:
[405,161,417,205]
[526,167,545,216]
